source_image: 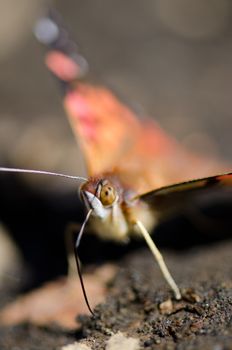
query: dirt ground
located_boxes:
[81,245,232,350]
[0,238,232,350]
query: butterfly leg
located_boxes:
[65,222,82,277]
[136,220,181,300]
[65,211,94,315]
[73,210,94,315]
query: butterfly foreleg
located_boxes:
[135,220,181,300]
[65,222,82,277]
[73,210,94,315]
[65,210,94,315]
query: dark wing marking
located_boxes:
[137,172,232,213]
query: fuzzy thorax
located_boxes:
[80,175,156,243]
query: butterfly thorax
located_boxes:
[80,173,155,242]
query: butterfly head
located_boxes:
[80,177,119,219]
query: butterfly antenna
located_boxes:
[0,167,87,182]
[74,209,94,316]
[136,220,182,300]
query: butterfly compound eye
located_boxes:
[100,185,117,206]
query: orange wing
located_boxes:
[63,82,140,176]
[64,85,229,194]
[36,12,230,195]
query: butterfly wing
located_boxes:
[36,12,141,177]
[137,173,232,217]
[63,81,230,193]
[36,12,230,194]
[63,83,140,176]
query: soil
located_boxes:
[0,238,232,350]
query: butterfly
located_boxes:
[1,10,232,314]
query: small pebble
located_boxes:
[106,332,140,350]
[61,342,92,350]
[159,299,173,314]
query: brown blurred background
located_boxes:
[0,0,232,286]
